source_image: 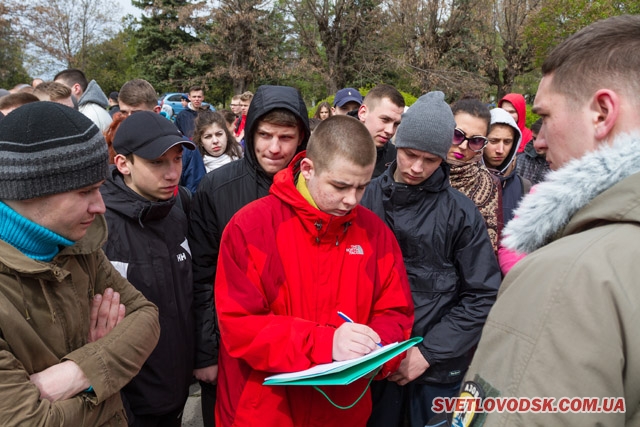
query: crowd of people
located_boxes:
[0,15,638,427]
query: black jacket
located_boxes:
[346,108,396,178]
[361,162,501,384]
[189,85,309,369]
[100,169,195,415]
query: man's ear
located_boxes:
[153,105,162,113]
[591,89,619,141]
[299,158,315,181]
[357,104,368,122]
[114,154,132,176]
[72,83,83,97]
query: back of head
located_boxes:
[450,96,491,135]
[33,81,72,102]
[54,68,89,93]
[395,91,455,160]
[542,14,640,104]
[0,92,39,112]
[307,115,376,173]
[362,84,405,110]
[119,79,158,110]
[0,102,108,200]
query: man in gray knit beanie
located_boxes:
[395,91,455,161]
[0,101,160,425]
[361,91,501,427]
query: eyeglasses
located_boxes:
[230,103,240,107]
[452,128,488,152]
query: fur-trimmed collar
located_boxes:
[502,132,640,254]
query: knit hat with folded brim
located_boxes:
[0,101,108,200]
[395,91,455,160]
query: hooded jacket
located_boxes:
[498,94,532,153]
[464,134,640,426]
[361,162,501,384]
[189,85,310,370]
[100,169,195,417]
[215,152,414,427]
[516,140,550,185]
[486,108,528,224]
[0,215,159,426]
[78,80,112,132]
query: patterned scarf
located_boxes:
[448,157,502,254]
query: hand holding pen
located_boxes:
[332,311,382,361]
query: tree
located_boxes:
[379,0,492,98]
[0,4,31,87]
[7,0,119,74]
[527,0,640,67]
[194,0,288,94]
[479,0,542,99]
[130,0,205,93]
[280,0,384,94]
[83,27,138,94]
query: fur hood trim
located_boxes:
[502,132,640,254]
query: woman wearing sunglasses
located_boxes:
[447,97,503,256]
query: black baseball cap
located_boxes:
[113,111,196,159]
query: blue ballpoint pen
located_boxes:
[337,311,383,347]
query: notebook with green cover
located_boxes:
[263,336,423,386]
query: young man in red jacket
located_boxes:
[215,115,414,427]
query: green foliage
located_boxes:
[525,104,539,129]
[83,29,137,94]
[0,13,30,88]
[307,88,417,117]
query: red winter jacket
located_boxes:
[215,153,414,427]
[499,93,533,153]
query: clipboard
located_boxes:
[263,336,422,386]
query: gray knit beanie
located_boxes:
[0,102,109,200]
[395,91,455,160]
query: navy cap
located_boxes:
[333,88,362,108]
[113,111,195,159]
[181,93,189,100]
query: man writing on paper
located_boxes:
[215,115,414,427]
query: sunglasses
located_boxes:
[452,128,488,152]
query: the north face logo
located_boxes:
[346,245,364,255]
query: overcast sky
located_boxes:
[116,0,141,18]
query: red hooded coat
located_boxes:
[215,152,414,427]
[499,93,533,153]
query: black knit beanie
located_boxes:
[0,102,109,200]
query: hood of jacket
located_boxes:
[270,151,356,242]
[486,107,521,174]
[243,85,310,181]
[499,93,532,145]
[502,132,640,254]
[378,161,451,205]
[79,79,109,109]
[101,166,177,225]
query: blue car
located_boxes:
[158,92,213,118]
[158,93,188,118]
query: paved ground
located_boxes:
[182,383,204,427]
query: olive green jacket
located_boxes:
[0,215,160,426]
[465,136,640,426]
